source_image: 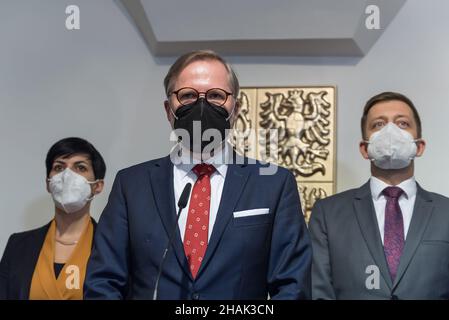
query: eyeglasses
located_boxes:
[169,87,234,107]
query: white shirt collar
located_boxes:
[170,142,231,179]
[370,176,417,200]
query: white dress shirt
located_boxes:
[172,143,232,241]
[370,176,417,244]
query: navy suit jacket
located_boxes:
[84,155,311,300]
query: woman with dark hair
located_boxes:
[0,137,106,300]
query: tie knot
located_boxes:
[192,163,215,178]
[382,186,404,199]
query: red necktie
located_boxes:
[183,163,215,278]
[383,186,405,281]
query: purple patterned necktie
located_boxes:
[383,186,405,281]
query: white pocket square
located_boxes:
[233,208,270,218]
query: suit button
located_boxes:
[192,293,200,300]
[390,295,399,300]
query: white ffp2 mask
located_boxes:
[366,122,418,170]
[48,168,98,214]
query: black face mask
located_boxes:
[173,98,232,154]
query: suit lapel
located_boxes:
[353,181,393,289]
[13,218,96,299]
[196,161,250,277]
[14,224,50,299]
[149,156,192,280]
[392,184,434,290]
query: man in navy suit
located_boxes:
[84,50,311,300]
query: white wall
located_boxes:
[1,0,449,255]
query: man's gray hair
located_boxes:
[163,49,240,98]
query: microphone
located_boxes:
[153,183,192,300]
[177,183,192,209]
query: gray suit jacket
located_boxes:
[310,181,449,300]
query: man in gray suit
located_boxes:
[310,91,449,299]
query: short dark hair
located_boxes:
[361,91,422,140]
[45,137,106,179]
